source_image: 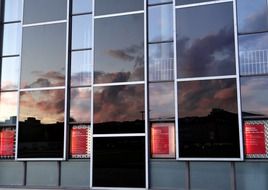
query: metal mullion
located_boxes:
[148,40,174,44]
[1,54,20,58]
[2,20,21,25]
[22,20,67,28]
[70,84,92,89]
[148,1,173,7]
[0,89,18,93]
[93,81,145,87]
[93,133,146,138]
[94,10,144,19]
[177,75,237,82]
[175,0,233,9]
[72,47,92,52]
[19,86,65,92]
[72,12,92,17]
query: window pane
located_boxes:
[21,23,66,88]
[149,43,174,81]
[178,79,240,158]
[95,0,143,16]
[73,0,92,14]
[70,125,90,158]
[71,50,91,86]
[1,57,20,90]
[18,89,65,158]
[23,0,67,24]
[0,92,17,125]
[70,88,91,123]
[72,15,92,50]
[0,128,16,158]
[176,3,236,78]
[4,0,22,22]
[94,14,144,83]
[93,85,145,134]
[237,0,268,34]
[148,4,173,42]
[176,0,217,5]
[239,33,268,76]
[149,82,174,120]
[148,0,172,5]
[93,137,145,187]
[2,23,21,56]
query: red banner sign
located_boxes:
[70,126,90,158]
[0,129,15,157]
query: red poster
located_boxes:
[151,126,169,155]
[70,126,90,158]
[244,123,266,155]
[0,129,15,157]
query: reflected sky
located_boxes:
[2,23,21,56]
[239,32,268,51]
[73,0,92,14]
[149,82,175,120]
[0,92,17,125]
[19,89,65,124]
[4,0,22,22]
[70,87,91,123]
[21,23,66,88]
[176,3,235,78]
[178,79,238,118]
[1,57,20,90]
[94,14,144,84]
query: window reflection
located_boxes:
[72,15,92,50]
[1,57,20,90]
[176,0,218,5]
[70,88,91,123]
[73,0,92,14]
[93,84,145,134]
[94,14,144,83]
[2,23,21,56]
[71,50,91,86]
[4,0,22,22]
[148,4,173,42]
[176,3,236,78]
[0,92,17,125]
[178,79,240,158]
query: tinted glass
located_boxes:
[176,3,236,78]
[178,79,240,158]
[95,0,143,16]
[148,4,173,42]
[93,84,145,134]
[21,23,66,88]
[1,57,20,90]
[94,14,144,83]
[73,0,92,14]
[0,92,17,125]
[72,15,92,50]
[23,0,67,24]
[70,88,91,123]
[2,23,21,56]
[93,137,145,187]
[149,82,175,120]
[71,50,91,86]
[149,42,173,81]
[176,0,217,5]
[18,89,65,158]
[4,0,22,22]
[148,0,172,5]
[241,77,268,117]
[237,0,268,34]
[239,33,268,76]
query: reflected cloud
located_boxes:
[0,92,17,124]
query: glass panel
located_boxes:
[73,0,92,14]
[93,137,145,188]
[70,125,90,158]
[176,3,236,78]
[149,43,173,81]
[178,79,240,158]
[71,50,91,86]
[237,0,268,34]
[148,0,172,5]
[18,89,65,158]
[70,87,91,123]
[95,0,143,16]
[94,14,144,83]
[149,82,175,120]
[72,15,92,50]
[93,84,145,134]
[2,23,21,56]
[176,0,217,5]
[239,33,268,76]
[4,0,22,22]
[0,92,17,125]
[21,23,66,88]
[148,4,173,42]
[0,128,16,158]
[1,57,20,90]
[23,0,67,24]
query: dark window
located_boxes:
[148,4,173,42]
[94,14,144,83]
[148,0,172,5]
[1,57,20,90]
[2,23,21,56]
[23,0,67,24]
[17,89,65,158]
[149,42,173,81]
[237,0,268,34]
[72,14,92,50]
[0,92,17,125]
[93,137,145,187]
[176,3,236,78]
[176,0,218,5]
[70,87,91,123]
[4,0,22,22]
[95,0,143,16]
[178,79,240,158]
[20,23,66,88]
[72,0,92,14]
[93,84,145,134]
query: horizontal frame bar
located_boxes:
[175,0,233,9]
[94,10,144,19]
[23,20,67,27]
[19,86,65,92]
[93,133,146,138]
[93,81,145,87]
[176,75,237,82]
